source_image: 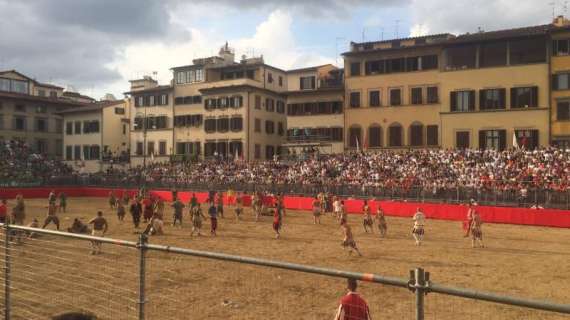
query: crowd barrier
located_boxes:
[1,187,570,228]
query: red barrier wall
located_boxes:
[1,187,569,228]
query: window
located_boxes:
[479,130,506,150]
[410,124,424,146]
[278,76,283,86]
[265,120,275,134]
[176,143,186,155]
[350,92,361,108]
[254,118,261,132]
[480,42,507,67]
[446,45,477,69]
[365,60,385,75]
[386,58,405,73]
[509,37,546,65]
[265,145,275,160]
[136,142,143,156]
[114,107,125,115]
[204,142,216,157]
[411,87,423,105]
[15,104,26,112]
[82,145,90,160]
[11,80,29,94]
[229,141,243,157]
[350,62,361,76]
[35,118,48,132]
[511,87,538,108]
[389,89,401,106]
[268,72,273,83]
[38,89,46,97]
[136,96,143,107]
[265,98,275,112]
[255,95,261,109]
[368,126,382,147]
[50,91,57,98]
[176,71,187,84]
[205,98,216,111]
[231,96,243,108]
[204,119,216,133]
[348,126,362,148]
[90,145,100,160]
[480,88,506,110]
[217,118,229,133]
[427,86,438,103]
[369,90,380,107]
[216,141,228,158]
[149,95,155,106]
[160,94,167,105]
[123,124,127,135]
[193,96,202,104]
[66,122,73,135]
[278,122,284,136]
[555,73,570,91]
[35,106,47,113]
[450,91,475,112]
[557,101,570,120]
[300,76,316,90]
[456,131,470,149]
[255,144,261,159]
[159,141,167,155]
[0,78,10,91]
[83,121,100,133]
[553,39,570,56]
[406,57,419,71]
[515,130,539,150]
[276,100,285,113]
[65,146,73,160]
[74,145,81,159]
[388,125,403,147]
[147,141,155,156]
[421,55,438,70]
[13,116,26,131]
[426,125,438,146]
[230,117,243,132]
[331,127,343,141]
[195,69,204,82]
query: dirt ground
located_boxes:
[0,197,569,320]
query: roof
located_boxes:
[286,87,344,95]
[286,64,335,74]
[62,91,95,101]
[0,90,88,106]
[124,85,172,95]
[56,100,125,114]
[0,70,64,89]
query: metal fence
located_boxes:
[0,223,569,320]
[32,175,570,210]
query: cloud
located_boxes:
[409,0,551,36]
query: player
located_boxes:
[58,192,67,213]
[341,221,362,256]
[375,206,387,238]
[171,197,185,227]
[362,200,373,233]
[116,199,126,222]
[312,196,321,225]
[10,195,26,243]
[190,193,198,210]
[129,198,142,229]
[333,196,342,219]
[108,191,116,209]
[470,209,485,248]
[334,278,371,320]
[234,192,243,222]
[122,191,130,206]
[273,207,282,239]
[0,199,7,224]
[464,203,475,237]
[142,196,154,223]
[412,207,426,246]
[155,198,165,218]
[190,203,207,236]
[42,202,60,230]
[318,192,326,216]
[48,190,57,205]
[276,193,286,221]
[338,200,348,225]
[88,211,108,255]
[208,203,218,236]
[217,192,224,219]
[68,218,90,234]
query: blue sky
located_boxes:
[0,0,552,98]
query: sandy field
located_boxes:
[0,197,569,320]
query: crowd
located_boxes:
[100,148,570,194]
[0,140,73,185]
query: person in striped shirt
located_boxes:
[334,278,371,320]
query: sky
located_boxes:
[0,0,555,100]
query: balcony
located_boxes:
[318,78,343,89]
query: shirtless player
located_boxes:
[341,221,362,256]
[88,211,108,255]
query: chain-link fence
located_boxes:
[0,224,569,320]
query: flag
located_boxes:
[363,131,368,150]
[355,136,360,152]
[151,152,155,161]
[512,132,519,149]
[234,148,239,162]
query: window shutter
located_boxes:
[499,130,507,151]
[479,90,485,109]
[450,92,457,111]
[479,131,486,150]
[468,90,476,111]
[299,78,303,90]
[531,86,538,107]
[311,77,316,89]
[499,88,506,108]
[552,74,558,90]
[510,88,516,108]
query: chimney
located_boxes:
[553,15,570,27]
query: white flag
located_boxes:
[512,132,519,150]
[151,152,154,161]
[355,136,360,152]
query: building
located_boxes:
[0,70,86,157]
[171,43,287,161]
[59,99,130,173]
[550,16,570,148]
[125,76,174,167]
[342,20,567,151]
[284,64,345,154]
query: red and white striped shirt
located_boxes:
[334,292,371,320]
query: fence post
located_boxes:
[137,234,148,320]
[4,222,10,320]
[411,268,427,320]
